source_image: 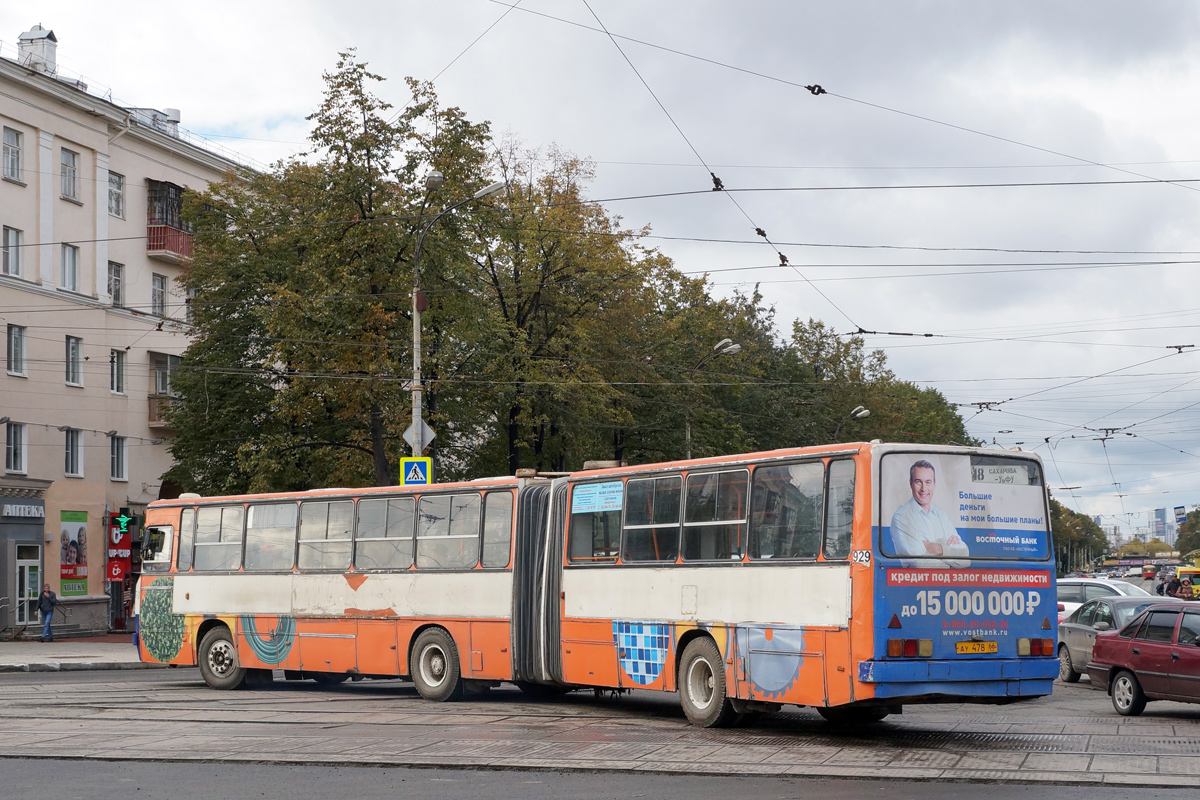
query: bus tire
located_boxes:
[678,637,738,728]
[411,628,464,702]
[198,627,246,690]
[817,705,890,725]
[1111,670,1146,716]
[1058,644,1081,683]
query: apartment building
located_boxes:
[0,25,241,635]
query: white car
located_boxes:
[1056,578,1152,621]
[1122,567,1143,578]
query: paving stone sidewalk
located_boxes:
[0,635,159,671]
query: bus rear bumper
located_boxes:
[858,657,1058,698]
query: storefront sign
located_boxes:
[107,512,133,582]
[1,504,45,518]
[60,510,88,596]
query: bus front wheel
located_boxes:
[198,627,246,690]
[411,628,464,702]
[678,638,739,728]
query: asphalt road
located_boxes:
[1,759,1190,800]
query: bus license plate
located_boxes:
[956,641,998,655]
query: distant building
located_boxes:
[0,24,242,637]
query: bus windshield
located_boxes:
[879,453,1049,563]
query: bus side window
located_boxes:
[244,503,298,571]
[823,460,856,560]
[177,507,195,571]
[623,476,681,562]
[481,492,514,568]
[354,497,414,570]
[567,481,622,562]
[298,501,354,570]
[417,494,481,570]
[682,470,748,561]
[142,525,174,572]
[193,506,243,571]
[749,462,823,560]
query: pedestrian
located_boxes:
[37,583,57,642]
[1156,576,1167,596]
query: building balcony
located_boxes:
[146,224,192,263]
[148,394,177,429]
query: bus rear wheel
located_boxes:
[198,627,245,690]
[411,628,464,702]
[678,638,738,728]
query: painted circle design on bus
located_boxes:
[613,621,670,686]
[141,576,186,662]
[747,626,804,699]
[239,614,296,665]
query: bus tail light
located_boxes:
[887,638,932,657]
[1018,638,1054,656]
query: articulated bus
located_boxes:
[134,443,1058,727]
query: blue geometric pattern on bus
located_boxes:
[613,621,670,685]
[747,627,804,699]
[240,614,296,665]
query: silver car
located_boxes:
[1057,595,1188,682]
[1056,578,1152,622]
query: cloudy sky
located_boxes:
[9,1,1200,535]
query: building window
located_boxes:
[1,227,20,276]
[110,348,125,393]
[152,353,181,395]
[2,128,21,182]
[110,435,127,481]
[147,180,186,229]
[64,428,82,477]
[107,261,124,306]
[151,274,167,316]
[4,421,26,473]
[65,336,83,385]
[6,324,25,375]
[108,172,125,218]
[60,148,79,200]
[61,244,78,291]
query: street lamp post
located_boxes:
[832,405,871,442]
[410,175,507,459]
[685,338,742,460]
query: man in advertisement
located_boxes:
[890,460,970,568]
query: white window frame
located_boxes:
[60,148,79,200]
[108,172,125,218]
[61,244,78,291]
[110,435,127,481]
[4,421,26,474]
[6,324,25,376]
[107,261,124,306]
[110,348,125,394]
[2,127,21,182]
[151,273,167,316]
[1,226,20,277]
[65,336,83,386]
[64,428,82,477]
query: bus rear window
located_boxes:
[880,453,1049,562]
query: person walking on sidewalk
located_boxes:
[37,584,57,642]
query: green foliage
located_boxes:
[1177,508,1200,558]
[164,53,978,493]
[1049,498,1108,573]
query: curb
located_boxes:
[0,661,168,673]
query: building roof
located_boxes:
[18,25,56,43]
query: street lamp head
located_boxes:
[851,405,870,420]
[713,338,732,351]
[424,171,444,192]
[472,180,507,200]
[721,343,742,355]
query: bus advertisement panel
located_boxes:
[869,452,1057,697]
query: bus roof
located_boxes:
[148,475,523,508]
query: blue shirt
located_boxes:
[889,497,970,568]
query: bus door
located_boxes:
[510,480,563,686]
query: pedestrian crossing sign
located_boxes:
[401,457,432,486]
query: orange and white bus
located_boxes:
[135,443,1058,726]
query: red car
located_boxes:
[1087,604,1200,715]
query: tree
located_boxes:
[1049,498,1108,573]
[1177,507,1200,558]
